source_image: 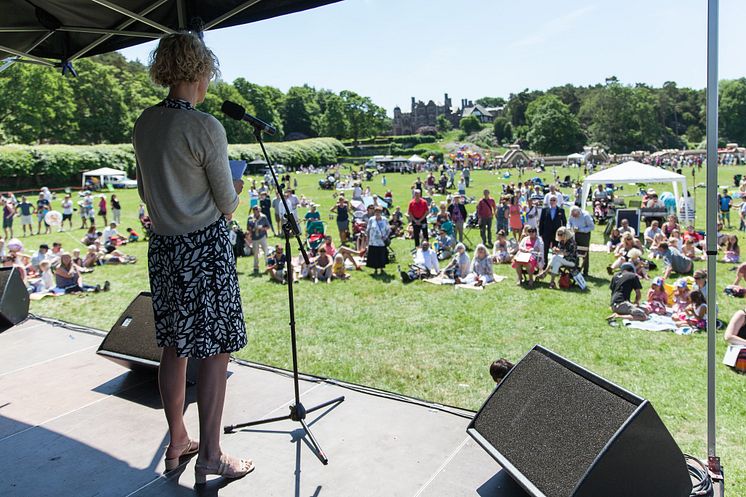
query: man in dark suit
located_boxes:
[539,194,567,262]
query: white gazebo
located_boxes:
[580,161,690,220]
[81,167,126,188]
[408,154,427,164]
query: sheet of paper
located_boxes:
[723,345,745,367]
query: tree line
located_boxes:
[467,77,746,155]
[0,52,389,146]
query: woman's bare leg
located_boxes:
[197,352,231,465]
[159,346,191,458]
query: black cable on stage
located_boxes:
[685,454,714,497]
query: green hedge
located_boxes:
[0,138,347,190]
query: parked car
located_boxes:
[112,177,138,189]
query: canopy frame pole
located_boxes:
[70,0,170,60]
[58,27,162,39]
[705,0,720,475]
[0,44,54,66]
[204,0,264,29]
[89,0,175,35]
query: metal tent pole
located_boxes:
[705,0,721,477]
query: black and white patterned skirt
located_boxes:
[148,217,247,358]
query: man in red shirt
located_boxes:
[477,189,496,246]
[408,189,429,247]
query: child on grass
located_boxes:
[674,290,707,330]
[645,277,668,315]
[332,253,350,280]
[672,279,691,314]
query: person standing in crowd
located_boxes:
[330,195,351,244]
[60,194,74,232]
[133,32,252,483]
[539,194,567,262]
[16,195,35,237]
[366,206,390,275]
[111,194,122,225]
[719,188,733,228]
[408,189,429,248]
[2,196,15,240]
[36,192,50,235]
[476,189,496,247]
[246,206,270,274]
[447,194,467,243]
[272,191,283,236]
[567,205,594,234]
[98,194,108,226]
[258,191,274,236]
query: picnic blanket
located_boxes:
[424,274,507,289]
[589,243,609,252]
[622,314,678,332]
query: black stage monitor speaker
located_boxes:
[467,345,691,497]
[98,292,197,380]
[0,267,30,332]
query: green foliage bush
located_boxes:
[0,138,347,190]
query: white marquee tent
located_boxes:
[580,161,690,220]
[81,167,126,188]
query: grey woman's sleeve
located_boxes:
[202,117,239,215]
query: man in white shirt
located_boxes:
[543,185,562,207]
[31,244,51,272]
[414,241,440,273]
[102,223,119,245]
[618,218,636,237]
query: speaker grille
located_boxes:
[473,350,637,497]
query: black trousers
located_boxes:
[413,223,428,247]
[479,217,493,245]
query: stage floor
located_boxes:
[0,319,527,497]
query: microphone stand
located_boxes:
[223,126,345,465]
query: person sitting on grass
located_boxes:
[618,218,636,237]
[608,262,648,322]
[324,234,363,271]
[443,243,470,282]
[645,276,668,315]
[681,237,705,261]
[2,254,27,285]
[81,226,99,246]
[723,308,746,372]
[512,226,544,287]
[607,227,622,253]
[722,234,740,263]
[627,248,649,280]
[463,244,494,287]
[674,290,707,330]
[649,230,668,253]
[490,358,515,384]
[102,222,125,246]
[492,230,512,264]
[536,226,577,289]
[435,228,455,260]
[656,241,694,279]
[126,227,140,242]
[414,240,440,274]
[54,253,109,294]
[312,246,333,284]
[672,279,691,314]
[332,253,350,281]
[28,260,55,294]
[643,220,663,248]
[608,232,643,274]
[668,229,683,251]
[266,245,287,283]
[93,240,136,264]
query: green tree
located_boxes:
[436,114,452,132]
[505,89,543,127]
[319,93,348,138]
[198,81,255,143]
[69,59,129,143]
[719,78,746,145]
[340,90,387,144]
[525,95,585,154]
[459,115,482,135]
[282,86,318,138]
[476,96,506,108]
[234,78,284,140]
[492,116,513,143]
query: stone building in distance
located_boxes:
[392,94,457,135]
[392,94,502,135]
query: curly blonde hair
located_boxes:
[149,31,220,87]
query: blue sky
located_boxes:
[119,0,746,116]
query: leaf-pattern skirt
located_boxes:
[148,217,247,358]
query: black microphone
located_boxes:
[221,100,277,136]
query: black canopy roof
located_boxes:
[0,0,341,68]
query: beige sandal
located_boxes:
[195,454,255,484]
[164,439,199,472]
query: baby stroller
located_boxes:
[306,220,325,254]
[319,175,336,190]
[227,220,248,258]
[384,232,397,263]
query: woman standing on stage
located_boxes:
[133,31,253,484]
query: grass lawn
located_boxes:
[24,164,746,492]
